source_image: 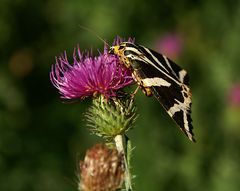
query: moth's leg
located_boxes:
[136,80,153,97]
[131,70,153,97]
[131,86,140,97]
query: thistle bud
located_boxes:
[79,144,124,191]
[85,95,137,140]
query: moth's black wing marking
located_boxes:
[128,45,195,142]
[151,86,194,142]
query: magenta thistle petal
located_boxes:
[113,36,135,46]
[50,46,134,100]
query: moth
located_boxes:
[109,42,195,142]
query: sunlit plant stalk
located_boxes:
[114,134,133,191]
[85,95,137,190]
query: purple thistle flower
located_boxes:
[228,84,240,106]
[155,33,183,59]
[50,45,134,100]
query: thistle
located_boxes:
[50,37,137,191]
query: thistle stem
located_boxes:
[114,134,133,191]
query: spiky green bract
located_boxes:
[85,95,138,140]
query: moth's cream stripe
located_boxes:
[127,53,168,75]
[163,55,179,79]
[142,77,171,87]
[125,47,161,69]
[163,55,172,71]
[142,47,170,74]
[183,107,190,132]
[168,96,191,117]
[167,95,192,136]
[168,103,180,117]
[125,47,143,55]
[179,70,187,83]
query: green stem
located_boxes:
[114,134,132,191]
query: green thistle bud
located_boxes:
[85,95,138,140]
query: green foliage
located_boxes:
[1,0,240,190]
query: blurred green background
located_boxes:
[1,0,240,190]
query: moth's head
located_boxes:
[109,42,134,68]
[109,42,140,68]
[109,42,128,54]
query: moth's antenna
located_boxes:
[78,25,110,48]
